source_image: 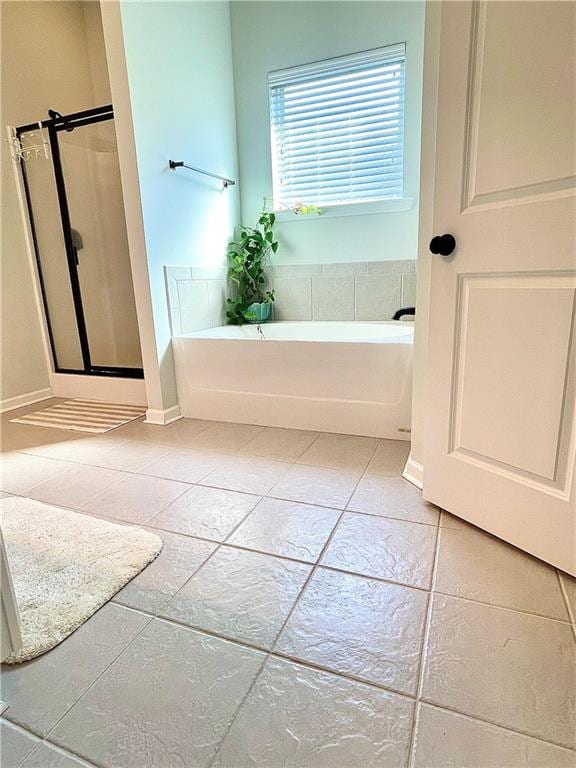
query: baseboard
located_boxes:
[0,387,53,414]
[144,405,182,425]
[402,454,423,489]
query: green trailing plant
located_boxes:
[226,212,278,325]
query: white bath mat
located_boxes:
[10,399,146,434]
[1,496,162,664]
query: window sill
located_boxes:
[273,197,414,221]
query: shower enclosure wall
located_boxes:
[16,105,143,379]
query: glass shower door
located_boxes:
[21,132,85,371]
[55,116,142,372]
[17,106,143,378]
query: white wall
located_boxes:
[117,0,240,411]
[0,1,111,407]
[405,1,441,484]
[230,0,425,265]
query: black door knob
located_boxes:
[430,234,456,256]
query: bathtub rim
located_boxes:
[174,319,415,344]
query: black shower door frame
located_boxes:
[16,105,144,379]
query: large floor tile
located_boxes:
[1,604,148,736]
[560,572,576,623]
[137,447,229,483]
[186,422,263,452]
[321,513,437,589]
[435,523,569,620]
[25,465,127,509]
[110,416,209,445]
[241,428,317,461]
[440,510,473,529]
[88,439,171,473]
[113,530,216,614]
[366,440,410,475]
[276,568,428,694]
[0,425,71,455]
[412,703,576,768]
[80,474,189,524]
[161,547,311,648]
[1,407,82,454]
[50,620,266,768]
[297,434,378,471]
[227,498,340,562]
[21,743,93,768]
[348,475,439,525]
[200,456,291,495]
[214,657,414,768]
[0,719,40,767]
[149,485,259,541]
[0,454,73,495]
[270,464,361,509]
[422,594,576,748]
[150,418,215,444]
[20,434,127,464]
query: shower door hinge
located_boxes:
[6,124,50,162]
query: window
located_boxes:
[269,43,406,209]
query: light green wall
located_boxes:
[230,0,425,264]
[120,1,239,406]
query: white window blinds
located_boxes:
[269,44,406,208]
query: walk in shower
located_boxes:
[14,105,143,378]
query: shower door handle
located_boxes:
[70,228,83,266]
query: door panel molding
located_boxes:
[462,1,576,212]
[449,270,576,497]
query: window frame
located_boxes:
[268,43,410,217]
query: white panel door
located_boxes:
[424,1,576,574]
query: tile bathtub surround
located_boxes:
[165,265,228,334]
[165,260,416,333]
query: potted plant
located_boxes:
[226,212,278,325]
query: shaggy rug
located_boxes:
[1,497,162,664]
[10,399,146,433]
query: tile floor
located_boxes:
[0,399,575,768]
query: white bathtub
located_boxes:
[173,321,413,439]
